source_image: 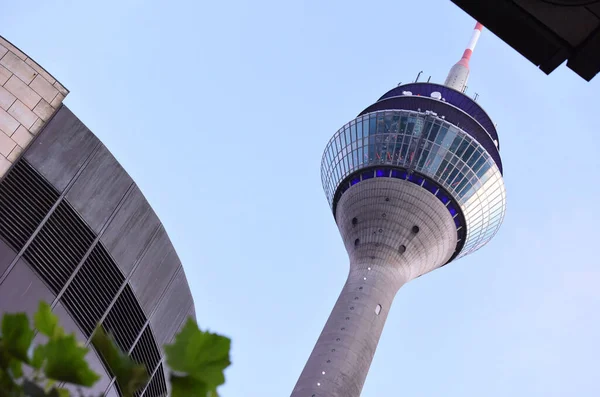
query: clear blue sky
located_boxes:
[3,1,600,396]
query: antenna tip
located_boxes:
[475,22,484,31]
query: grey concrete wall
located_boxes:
[20,106,195,323]
[292,178,457,397]
[65,144,131,234]
[0,105,195,396]
[24,106,98,192]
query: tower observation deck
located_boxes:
[292,23,506,397]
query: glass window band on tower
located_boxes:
[321,110,506,259]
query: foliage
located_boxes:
[165,319,231,397]
[0,302,97,397]
[90,329,147,396]
[0,302,231,397]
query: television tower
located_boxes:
[292,22,506,396]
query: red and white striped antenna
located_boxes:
[444,22,484,92]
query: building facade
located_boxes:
[292,24,506,396]
[0,36,195,396]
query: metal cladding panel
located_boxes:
[0,259,55,317]
[66,144,132,234]
[0,161,60,252]
[100,185,160,276]
[24,106,98,193]
[167,305,197,344]
[130,226,181,316]
[23,200,95,294]
[60,243,125,337]
[142,364,168,397]
[103,286,146,353]
[188,303,197,322]
[0,239,16,275]
[53,302,111,395]
[150,267,194,347]
[130,326,161,376]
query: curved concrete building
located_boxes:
[292,23,506,396]
[0,36,195,396]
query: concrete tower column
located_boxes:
[291,267,400,397]
[292,178,457,397]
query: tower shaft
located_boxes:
[292,179,457,396]
[291,267,399,397]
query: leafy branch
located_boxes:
[0,302,230,397]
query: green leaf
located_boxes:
[0,363,19,394]
[46,388,60,397]
[43,333,99,387]
[121,365,148,397]
[45,387,70,397]
[164,318,231,389]
[8,358,22,379]
[1,312,33,362]
[31,345,46,370]
[0,340,11,369]
[55,388,70,397]
[34,302,63,339]
[45,378,56,391]
[91,327,148,396]
[22,382,72,397]
[170,374,210,397]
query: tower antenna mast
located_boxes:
[444,22,483,92]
